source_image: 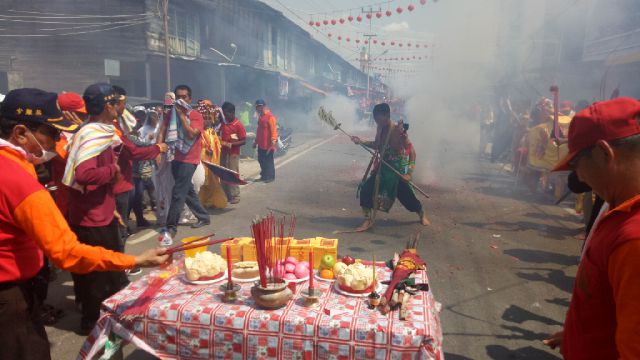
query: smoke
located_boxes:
[381,22,411,33]
[388,1,502,186]
[277,93,367,135]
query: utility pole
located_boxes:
[163,0,171,91]
[360,7,379,104]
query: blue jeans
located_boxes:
[166,161,209,231]
[257,148,275,180]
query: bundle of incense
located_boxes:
[164,237,232,255]
[163,233,214,252]
[251,214,296,288]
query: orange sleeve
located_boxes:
[55,138,68,159]
[269,115,278,142]
[608,239,640,359]
[13,189,136,273]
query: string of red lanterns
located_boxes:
[325,32,430,49]
[307,1,430,27]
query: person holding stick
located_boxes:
[350,103,430,232]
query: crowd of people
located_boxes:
[477,93,640,359]
[0,83,281,359]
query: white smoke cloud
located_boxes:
[381,21,410,33]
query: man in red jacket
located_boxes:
[110,86,167,276]
[253,99,278,183]
[544,97,640,359]
[220,101,247,203]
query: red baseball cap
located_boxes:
[58,91,87,114]
[553,97,640,171]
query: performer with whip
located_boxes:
[318,104,430,232]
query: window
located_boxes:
[168,9,200,57]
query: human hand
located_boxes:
[401,174,412,182]
[175,103,187,116]
[63,111,84,126]
[155,154,162,166]
[543,331,563,350]
[114,210,125,226]
[134,247,171,268]
[157,143,168,153]
[112,164,122,183]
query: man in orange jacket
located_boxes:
[253,99,278,182]
[0,88,169,360]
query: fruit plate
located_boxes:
[333,281,382,297]
[181,272,227,285]
[284,275,310,284]
[231,275,260,283]
[314,271,335,282]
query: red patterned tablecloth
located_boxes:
[77,264,443,360]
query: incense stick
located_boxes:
[164,237,230,255]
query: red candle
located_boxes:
[226,246,233,286]
[309,251,314,289]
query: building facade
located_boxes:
[0,0,369,107]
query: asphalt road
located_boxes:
[46,129,581,359]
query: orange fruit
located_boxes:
[319,269,334,279]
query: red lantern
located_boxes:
[424,44,428,48]
[408,4,415,11]
[397,7,403,14]
[309,20,314,26]
[391,41,395,46]
[420,0,426,4]
[357,15,363,22]
[315,21,321,27]
[401,57,404,61]
[373,39,378,44]
[339,18,345,24]
[364,40,369,44]
[348,15,354,22]
[376,12,382,18]
[323,20,329,25]
[328,33,332,37]
[381,41,386,46]
[331,19,337,25]
[413,56,416,59]
[399,43,403,47]
[407,43,412,47]
[418,57,422,60]
[346,37,350,42]
[366,13,372,19]
[416,44,420,48]
[338,36,342,40]
[356,39,360,43]
[386,10,392,17]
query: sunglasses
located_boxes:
[568,146,594,168]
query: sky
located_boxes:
[261,0,446,71]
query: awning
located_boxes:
[299,80,327,96]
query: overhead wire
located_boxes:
[0,15,154,25]
[5,9,156,19]
[0,20,151,37]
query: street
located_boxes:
[46,129,580,360]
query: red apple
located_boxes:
[342,255,355,265]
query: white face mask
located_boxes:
[26,131,58,164]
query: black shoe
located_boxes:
[191,220,210,229]
[264,178,274,183]
[137,219,151,228]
